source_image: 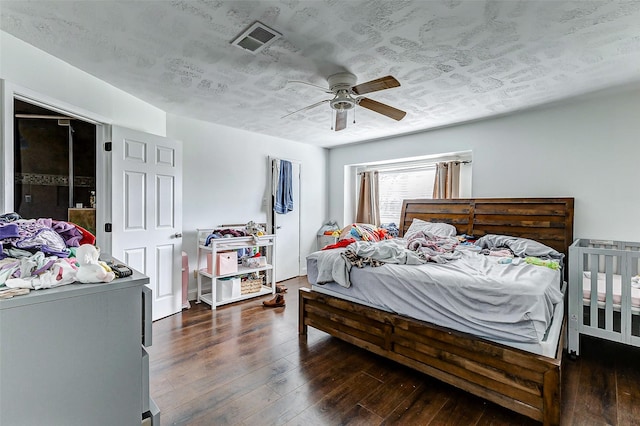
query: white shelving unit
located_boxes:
[196,228,276,309]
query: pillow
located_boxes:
[405,218,456,238]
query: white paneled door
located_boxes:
[111,126,182,320]
[272,159,300,282]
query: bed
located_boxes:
[568,239,640,357]
[299,198,574,426]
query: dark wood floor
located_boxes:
[149,276,640,425]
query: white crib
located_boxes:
[568,239,640,357]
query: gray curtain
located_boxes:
[432,161,461,199]
[356,171,380,225]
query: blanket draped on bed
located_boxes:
[310,235,460,288]
[405,231,461,263]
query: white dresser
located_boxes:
[0,268,158,426]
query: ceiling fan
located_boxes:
[282,72,407,131]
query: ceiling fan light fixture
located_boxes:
[330,90,356,111]
[327,72,357,92]
[231,21,282,54]
[281,72,405,130]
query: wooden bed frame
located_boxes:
[299,198,574,425]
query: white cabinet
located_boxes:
[196,229,276,309]
[0,269,156,426]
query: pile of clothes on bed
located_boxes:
[0,213,98,293]
[320,223,394,251]
[311,219,564,288]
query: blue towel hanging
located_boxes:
[274,160,293,214]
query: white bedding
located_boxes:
[307,244,563,346]
[582,271,640,307]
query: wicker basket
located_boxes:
[241,277,263,294]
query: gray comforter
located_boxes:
[307,234,565,344]
[309,239,425,288]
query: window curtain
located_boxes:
[432,161,461,199]
[356,171,380,226]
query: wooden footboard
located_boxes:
[299,287,563,425]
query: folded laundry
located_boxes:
[0,223,19,240]
[0,287,30,299]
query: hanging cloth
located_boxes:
[355,171,380,226]
[272,159,281,198]
[432,161,460,199]
[274,160,293,214]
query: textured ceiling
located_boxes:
[2,0,640,148]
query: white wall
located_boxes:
[0,30,329,302]
[0,31,165,135]
[329,85,640,242]
[0,29,167,248]
[167,114,328,296]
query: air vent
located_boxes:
[231,21,282,54]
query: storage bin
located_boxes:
[216,277,241,302]
[241,277,263,294]
[317,235,338,251]
[242,256,267,268]
[207,251,238,275]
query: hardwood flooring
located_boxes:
[149,276,640,425]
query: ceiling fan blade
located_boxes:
[358,97,407,121]
[287,80,333,94]
[335,110,347,131]
[281,99,330,119]
[352,75,400,95]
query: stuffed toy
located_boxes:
[245,221,265,243]
[75,244,116,283]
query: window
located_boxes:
[377,166,435,224]
[352,151,472,227]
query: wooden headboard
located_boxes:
[399,198,574,257]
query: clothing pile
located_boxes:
[338,223,391,242]
[0,213,96,291]
[204,228,249,246]
[475,234,564,269]
[379,223,400,238]
[405,231,462,263]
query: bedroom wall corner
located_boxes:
[0,30,166,136]
[328,84,640,242]
[167,113,328,297]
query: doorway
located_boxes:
[269,157,301,282]
[13,99,97,234]
[4,88,183,320]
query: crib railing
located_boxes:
[568,239,640,357]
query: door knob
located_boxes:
[276,226,281,229]
[173,233,182,238]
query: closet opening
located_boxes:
[13,99,97,234]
